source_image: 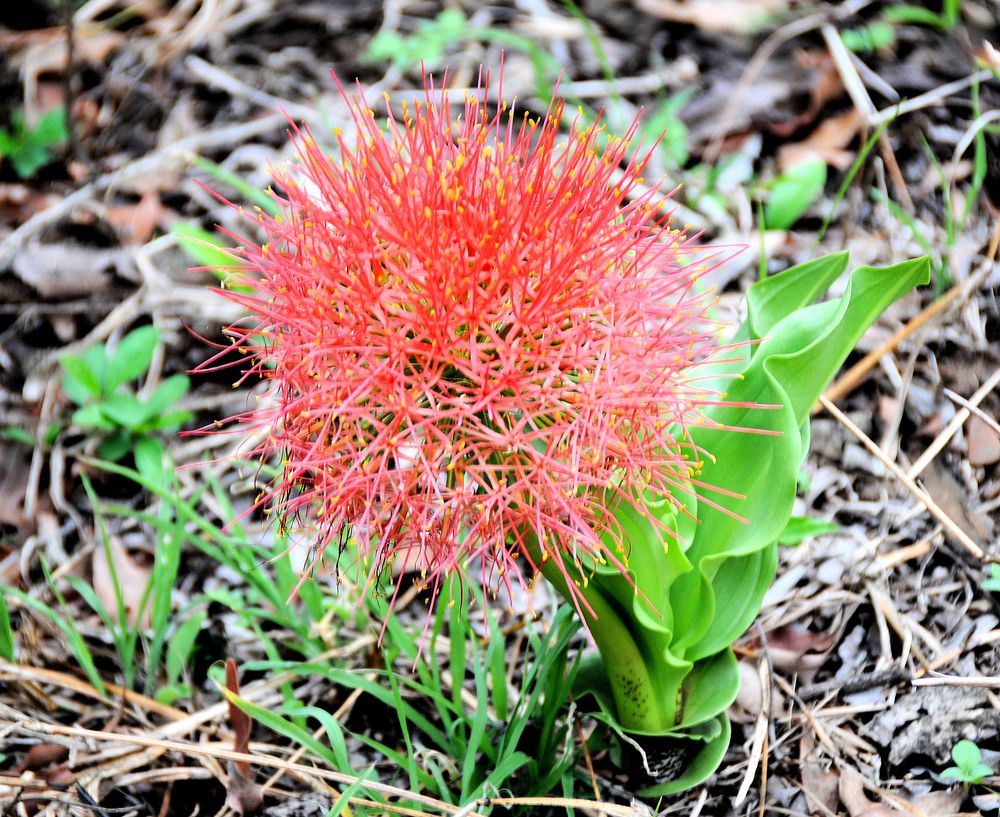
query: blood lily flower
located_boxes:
[204,68,929,795]
[209,72,733,606]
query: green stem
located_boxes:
[534,552,674,733]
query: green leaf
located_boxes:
[2,586,106,695]
[106,326,160,391]
[144,374,190,415]
[165,610,207,684]
[883,5,950,29]
[0,593,15,661]
[764,159,827,230]
[191,156,280,216]
[841,22,896,53]
[154,683,189,706]
[679,257,928,661]
[60,354,102,402]
[133,437,167,487]
[745,251,850,340]
[643,90,693,168]
[147,408,194,432]
[174,222,239,270]
[636,714,731,796]
[952,739,983,768]
[1,426,35,446]
[777,516,840,545]
[32,107,69,145]
[97,430,132,461]
[72,403,115,430]
[99,392,148,429]
[0,107,67,178]
[982,564,1000,593]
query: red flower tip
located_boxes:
[211,69,739,611]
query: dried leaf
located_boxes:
[799,736,839,815]
[103,190,169,245]
[11,241,131,298]
[840,770,967,817]
[761,626,836,685]
[90,536,152,628]
[920,460,994,545]
[226,761,264,816]
[862,685,1000,766]
[779,108,864,171]
[967,415,1000,466]
[633,0,791,32]
[14,742,69,772]
[0,440,30,530]
[19,30,123,75]
[225,659,263,815]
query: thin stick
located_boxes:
[870,69,995,127]
[818,395,985,560]
[945,387,1000,435]
[907,366,1000,479]
[817,260,994,411]
[7,719,486,817]
[911,675,1000,688]
[703,0,876,163]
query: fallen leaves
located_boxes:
[632,0,792,32]
[90,536,152,629]
[839,769,967,817]
[778,108,865,171]
[224,658,264,816]
[966,414,1000,467]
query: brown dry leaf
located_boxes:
[967,414,1000,466]
[778,108,864,171]
[799,736,839,815]
[225,658,264,815]
[0,184,62,226]
[734,656,763,717]
[839,770,967,817]
[91,536,152,628]
[0,440,30,531]
[14,743,69,773]
[19,30,123,76]
[11,241,130,298]
[762,625,836,685]
[768,51,845,138]
[920,459,994,545]
[632,0,791,32]
[104,191,170,245]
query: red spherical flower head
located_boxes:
[214,69,737,612]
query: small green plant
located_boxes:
[365,8,468,71]
[364,9,560,99]
[884,0,961,31]
[763,158,827,230]
[841,21,897,53]
[776,516,840,546]
[982,564,1000,593]
[0,107,67,178]
[941,739,993,784]
[60,325,192,462]
[641,90,694,170]
[0,593,14,662]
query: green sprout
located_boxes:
[0,107,67,178]
[941,739,994,785]
[60,325,192,463]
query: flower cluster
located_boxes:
[212,72,734,606]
